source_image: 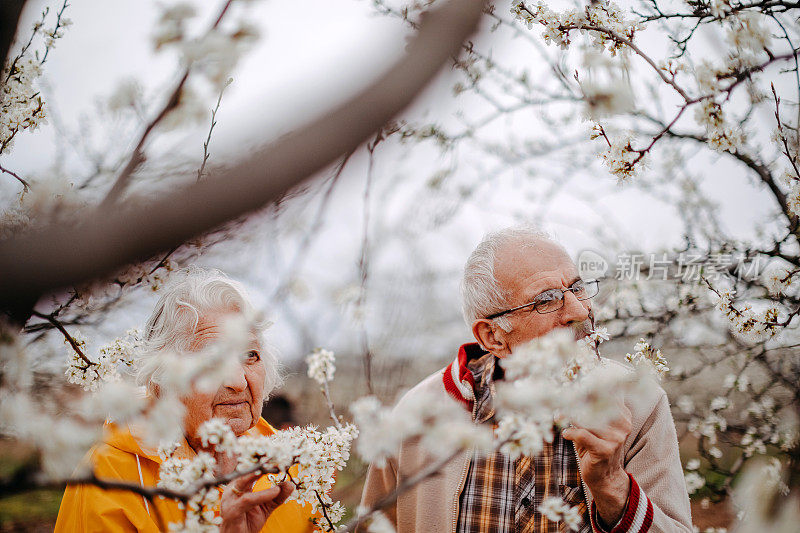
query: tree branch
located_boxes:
[0,162,31,191]
[0,0,486,308]
[29,309,94,367]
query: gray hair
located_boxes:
[136,267,282,397]
[460,225,555,333]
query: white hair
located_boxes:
[136,267,282,398]
[460,225,555,333]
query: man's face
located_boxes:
[181,310,266,444]
[489,239,591,354]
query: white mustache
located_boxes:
[570,318,593,340]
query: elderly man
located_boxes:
[55,268,314,532]
[360,226,691,533]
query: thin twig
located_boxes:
[40,0,70,65]
[30,310,94,367]
[321,379,342,430]
[66,461,279,504]
[197,79,232,181]
[3,6,49,84]
[101,0,235,206]
[358,133,381,395]
[314,490,337,532]
[0,163,31,191]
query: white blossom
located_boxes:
[538,497,582,531]
[787,181,800,217]
[365,511,395,533]
[141,393,186,446]
[708,0,731,19]
[152,2,197,49]
[78,381,147,423]
[625,338,669,376]
[694,99,744,152]
[0,58,47,154]
[677,395,695,415]
[685,471,705,494]
[159,85,208,130]
[710,396,729,411]
[107,78,144,113]
[494,330,642,460]
[198,418,238,455]
[351,392,488,467]
[600,132,643,183]
[726,12,771,54]
[306,348,335,385]
[762,265,795,296]
[694,61,722,94]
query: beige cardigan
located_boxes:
[359,360,692,533]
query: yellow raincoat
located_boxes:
[55,418,316,532]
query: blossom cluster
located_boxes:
[159,448,221,531]
[160,419,358,532]
[0,58,46,154]
[624,338,669,377]
[725,12,771,57]
[0,2,71,156]
[693,99,744,153]
[64,329,142,392]
[494,329,647,459]
[263,424,357,530]
[712,287,779,342]
[538,496,582,532]
[511,1,638,54]
[306,348,336,385]
[762,265,797,296]
[599,132,643,183]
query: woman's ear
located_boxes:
[472,319,510,357]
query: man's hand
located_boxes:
[562,402,632,527]
[220,471,294,533]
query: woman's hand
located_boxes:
[220,471,294,533]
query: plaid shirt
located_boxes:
[456,350,591,533]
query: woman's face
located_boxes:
[180,310,267,447]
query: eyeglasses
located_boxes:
[485,279,600,319]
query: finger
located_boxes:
[562,426,607,452]
[270,481,295,507]
[240,482,289,510]
[233,470,263,492]
[579,424,626,443]
[230,470,261,494]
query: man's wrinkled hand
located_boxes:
[562,402,632,527]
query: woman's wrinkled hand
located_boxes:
[220,470,294,533]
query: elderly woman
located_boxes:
[55,268,314,532]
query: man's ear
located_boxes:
[472,319,510,357]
